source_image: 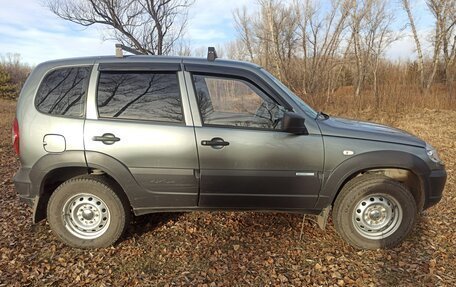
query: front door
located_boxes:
[186,72,324,210]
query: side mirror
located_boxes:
[282,112,308,135]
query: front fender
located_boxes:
[315,150,431,209]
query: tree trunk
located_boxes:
[402,0,425,92]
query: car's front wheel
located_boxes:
[333,174,417,249]
[47,175,130,249]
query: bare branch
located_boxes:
[44,0,194,55]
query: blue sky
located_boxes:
[0,0,434,65]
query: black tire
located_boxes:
[47,175,130,249]
[333,174,417,249]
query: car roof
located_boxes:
[35,55,262,71]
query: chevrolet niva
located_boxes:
[13,47,446,249]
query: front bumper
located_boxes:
[423,168,447,210]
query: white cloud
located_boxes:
[385,36,417,61]
[0,0,438,64]
[184,0,256,46]
[0,27,115,65]
[0,0,255,64]
[385,27,434,61]
[0,0,116,65]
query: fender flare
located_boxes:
[30,151,88,198]
[84,151,143,206]
[30,151,144,222]
[29,151,88,223]
[315,150,431,209]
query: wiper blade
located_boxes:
[317,111,330,120]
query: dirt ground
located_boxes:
[0,98,455,286]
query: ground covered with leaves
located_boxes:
[0,98,455,286]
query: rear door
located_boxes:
[184,66,324,210]
[84,62,199,208]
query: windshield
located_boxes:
[261,69,318,118]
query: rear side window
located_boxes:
[35,66,91,117]
[97,72,183,123]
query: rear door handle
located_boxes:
[201,137,230,149]
[92,133,120,145]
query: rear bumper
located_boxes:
[14,167,42,223]
[423,168,447,210]
[13,167,36,207]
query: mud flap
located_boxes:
[316,205,331,230]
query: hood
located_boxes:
[317,116,426,147]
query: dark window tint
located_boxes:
[97,72,183,123]
[35,67,91,117]
[193,75,284,129]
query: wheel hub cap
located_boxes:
[82,209,95,220]
[352,194,403,240]
[62,193,111,239]
[366,206,386,223]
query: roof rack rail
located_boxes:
[207,47,218,61]
[115,44,143,57]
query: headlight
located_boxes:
[426,143,443,164]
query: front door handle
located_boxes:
[92,133,120,145]
[201,137,230,149]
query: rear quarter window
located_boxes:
[35,66,91,118]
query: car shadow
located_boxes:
[122,212,185,241]
[370,214,436,285]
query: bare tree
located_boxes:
[233,7,255,62]
[235,1,290,77]
[228,0,454,111]
[234,0,300,85]
[427,0,456,97]
[225,39,250,61]
[349,0,371,99]
[298,0,351,97]
[45,0,194,55]
[402,0,425,91]
[402,0,456,94]
[444,0,456,100]
[441,1,456,70]
[0,53,31,89]
[425,0,445,91]
[348,0,398,106]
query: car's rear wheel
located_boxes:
[47,175,130,249]
[333,174,417,249]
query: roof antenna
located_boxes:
[207,47,218,61]
[115,44,143,57]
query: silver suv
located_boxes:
[13,48,446,249]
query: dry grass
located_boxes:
[305,84,456,115]
[0,98,455,286]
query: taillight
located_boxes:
[12,117,19,155]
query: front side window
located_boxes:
[261,68,318,118]
[35,66,91,117]
[193,74,284,129]
[97,72,183,123]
